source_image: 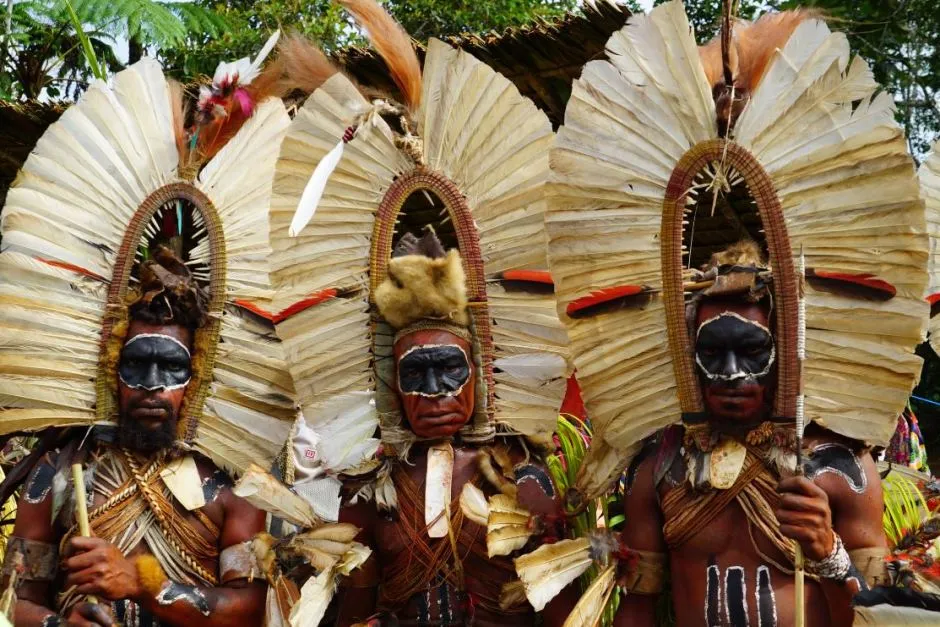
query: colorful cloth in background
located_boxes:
[887,408,928,471]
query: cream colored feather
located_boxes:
[563,564,616,627]
[233,464,320,528]
[515,538,593,612]
[486,494,532,558]
[460,483,489,527]
[919,142,940,355]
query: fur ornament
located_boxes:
[374,249,469,331]
[135,555,169,597]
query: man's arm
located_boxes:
[4,456,111,627]
[63,486,266,627]
[777,447,886,627]
[612,455,665,627]
[334,498,378,626]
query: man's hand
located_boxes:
[63,602,114,627]
[63,537,143,602]
[776,475,835,561]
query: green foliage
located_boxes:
[883,472,929,546]
[383,0,576,41]
[2,0,226,99]
[158,0,350,82]
[547,415,624,626]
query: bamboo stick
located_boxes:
[71,463,97,606]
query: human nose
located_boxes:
[720,351,740,377]
[424,368,440,394]
[142,363,165,390]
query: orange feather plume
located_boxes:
[338,0,422,110]
[168,79,190,168]
[276,33,339,96]
[699,9,822,91]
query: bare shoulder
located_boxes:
[803,428,884,548]
[192,455,236,508]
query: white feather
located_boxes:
[492,352,567,383]
[459,483,489,526]
[297,391,380,473]
[289,139,346,237]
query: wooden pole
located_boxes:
[71,463,97,606]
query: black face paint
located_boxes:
[397,344,470,397]
[706,558,721,627]
[156,582,211,616]
[695,313,775,383]
[756,565,777,627]
[514,464,556,498]
[119,334,192,391]
[24,461,55,504]
[202,469,233,504]
[804,443,867,494]
[725,566,749,626]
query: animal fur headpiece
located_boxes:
[374,230,471,342]
[129,246,210,329]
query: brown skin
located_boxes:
[614,300,885,627]
[10,321,266,627]
[336,329,574,626]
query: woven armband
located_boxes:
[219,541,259,583]
[621,550,666,595]
[806,533,852,582]
[2,537,57,582]
[848,547,889,588]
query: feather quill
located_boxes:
[514,538,593,612]
[562,564,617,627]
[338,0,422,110]
[233,464,320,528]
[460,483,489,526]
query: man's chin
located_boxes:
[410,415,467,439]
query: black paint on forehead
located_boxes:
[697,314,772,347]
[399,344,468,367]
[122,335,190,362]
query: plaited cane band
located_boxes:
[662,139,798,419]
[96,182,227,445]
[371,167,495,429]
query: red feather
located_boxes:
[234,288,338,324]
[499,270,554,285]
[566,285,647,317]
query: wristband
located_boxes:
[806,532,852,582]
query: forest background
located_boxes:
[3,0,940,464]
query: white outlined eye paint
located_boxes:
[119,333,192,391]
[695,312,775,382]
[397,343,471,398]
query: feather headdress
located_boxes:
[269,0,570,468]
[547,0,928,499]
[918,142,940,355]
[0,54,296,474]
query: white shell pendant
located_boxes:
[710,437,747,490]
[425,442,454,538]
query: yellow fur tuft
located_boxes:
[135,555,168,597]
[705,240,765,270]
[374,249,469,330]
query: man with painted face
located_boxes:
[336,230,569,627]
[3,248,266,627]
[615,241,888,627]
